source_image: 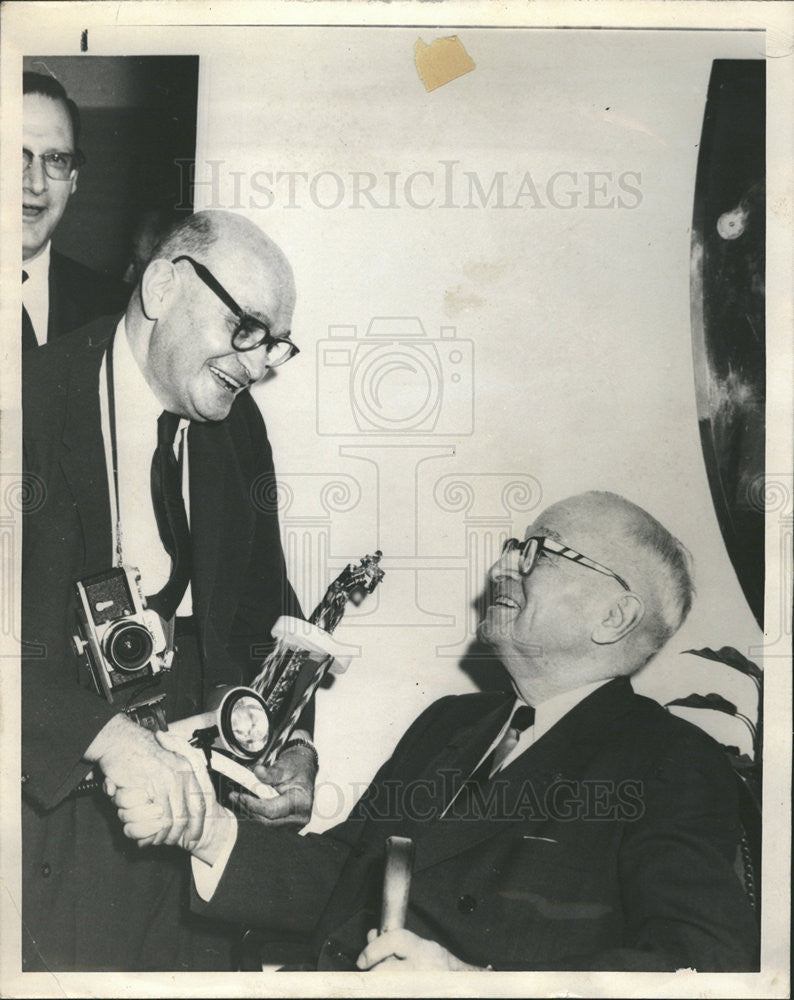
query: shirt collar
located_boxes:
[112,316,165,427]
[23,241,51,283]
[521,677,612,742]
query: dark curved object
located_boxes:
[690,60,765,628]
[735,772,762,922]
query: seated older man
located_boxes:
[115,490,759,972]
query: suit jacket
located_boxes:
[203,678,759,972]
[46,250,130,343]
[21,315,301,969]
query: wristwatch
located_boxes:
[281,735,319,771]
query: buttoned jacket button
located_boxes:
[457,893,476,914]
[40,863,51,878]
[21,773,29,785]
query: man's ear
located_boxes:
[69,170,78,196]
[140,259,176,320]
[591,593,645,645]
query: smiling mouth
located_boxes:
[209,365,246,393]
[491,595,520,610]
[23,205,45,219]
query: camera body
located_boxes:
[317,318,474,435]
[73,566,171,703]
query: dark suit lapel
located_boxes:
[400,698,513,857]
[412,677,638,873]
[59,328,114,574]
[48,250,85,341]
[47,253,61,343]
[188,415,255,659]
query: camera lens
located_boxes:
[104,622,154,672]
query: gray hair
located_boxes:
[589,491,695,664]
[149,212,217,263]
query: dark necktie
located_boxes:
[468,703,535,784]
[22,271,38,352]
[147,411,191,620]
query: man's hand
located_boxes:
[356,928,484,971]
[111,730,236,866]
[86,713,209,851]
[228,732,317,827]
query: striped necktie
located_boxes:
[468,703,535,783]
[443,704,536,817]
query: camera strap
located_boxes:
[105,333,183,650]
[105,335,124,568]
[104,335,182,653]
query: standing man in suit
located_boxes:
[118,491,759,972]
[22,71,129,350]
[21,210,316,971]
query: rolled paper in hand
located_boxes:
[379,836,415,934]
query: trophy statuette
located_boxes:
[167,551,384,793]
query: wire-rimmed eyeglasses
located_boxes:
[23,148,83,181]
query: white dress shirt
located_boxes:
[99,318,192,614]
[440,677,611,818]
[192,814,239,901]
[22,241,51,346]
[486,678,612,775]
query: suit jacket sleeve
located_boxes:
[195,697,454,934]
[21,637,118,810]
[21,331,129,808]
[21,412,119,808]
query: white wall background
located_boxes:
[193,28,764,828]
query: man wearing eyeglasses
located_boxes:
[21,210,314,970]
[22,72,130,351]
[119,490,758,973]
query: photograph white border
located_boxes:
[1,2,791,997]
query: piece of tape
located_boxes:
[415,36,475,93]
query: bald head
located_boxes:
[482,489,694,702]
[535,491,694,667]
[149,210,296,314]
[128,210,298,421]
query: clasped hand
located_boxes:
[94,715,318,857]
[91,714,219,853]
